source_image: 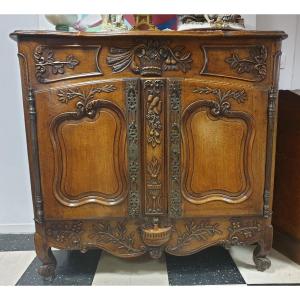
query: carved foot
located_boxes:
[34,233,57,279]
[253,242,271,272]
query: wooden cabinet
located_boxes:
[10,30,286,278]
[273,90,300,264]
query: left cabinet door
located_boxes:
[34,79,141,219]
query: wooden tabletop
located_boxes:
[10,30,288,41]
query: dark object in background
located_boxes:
[273,90,300,264]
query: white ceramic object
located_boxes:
[45,14,79,30]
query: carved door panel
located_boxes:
[178,79,268,217]
[35,79,137,219]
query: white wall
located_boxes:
[291,17,300,89]
[257,15,300,90]
[0,15,40,233]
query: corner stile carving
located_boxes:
[168,80,182,217]
[125,80,141,217]
[107,40,192,76]
[225,45,267,81]
[263,86,278,218]
[28,88,44,223]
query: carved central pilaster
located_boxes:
[143,80,166,215]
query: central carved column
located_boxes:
[142,79,166,215]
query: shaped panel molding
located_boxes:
[182,86,255,205]
[50,84,128,207]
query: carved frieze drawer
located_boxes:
[44,217,271,262]
[201,45,268,82]
[33,45,102,83]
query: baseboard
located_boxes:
[0,223,35,234]
[273,228,300,265]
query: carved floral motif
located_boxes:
[168,80,182,217]
[57,85,116,117]
[34,45,80,83]
[225,46,267,81]
[89,221,145,254]
[146,157,162,214]
[223,218,262,249]
[46,221,83,248]
[193,87,247,116]
[144,80,164,147]
[168,221,222,252]
[125,80,141,216]
[107,40,192,76]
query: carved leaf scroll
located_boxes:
[89,221,145,254]
[57,85,117,118]
[225,46,267,81]
[168,221,222,252]
[193,87,247,116]
[34,45,80,83]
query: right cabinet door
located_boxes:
[179,78,268,217]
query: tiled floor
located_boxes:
[0,234,299,286]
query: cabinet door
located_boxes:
[35,79,140,219]
[171,78,268,217]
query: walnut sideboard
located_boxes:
[10,30,287,278]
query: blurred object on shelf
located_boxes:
[133,15,157,31]
[124,15,177,31]
[45,14,79,31]
[177,14,245,31]
[72,15,103,31]
[45,15,128,32]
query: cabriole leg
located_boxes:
[34,232,57,279]
[253,225,273,272]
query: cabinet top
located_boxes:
[10,30,287,41]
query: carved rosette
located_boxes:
[168,80,182,217]
[125,80,141,217]
[225,45,267,81]
[46,221,83,248]
[107,40,192,76]
[34,45,80,83]
[223,218,262,249]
